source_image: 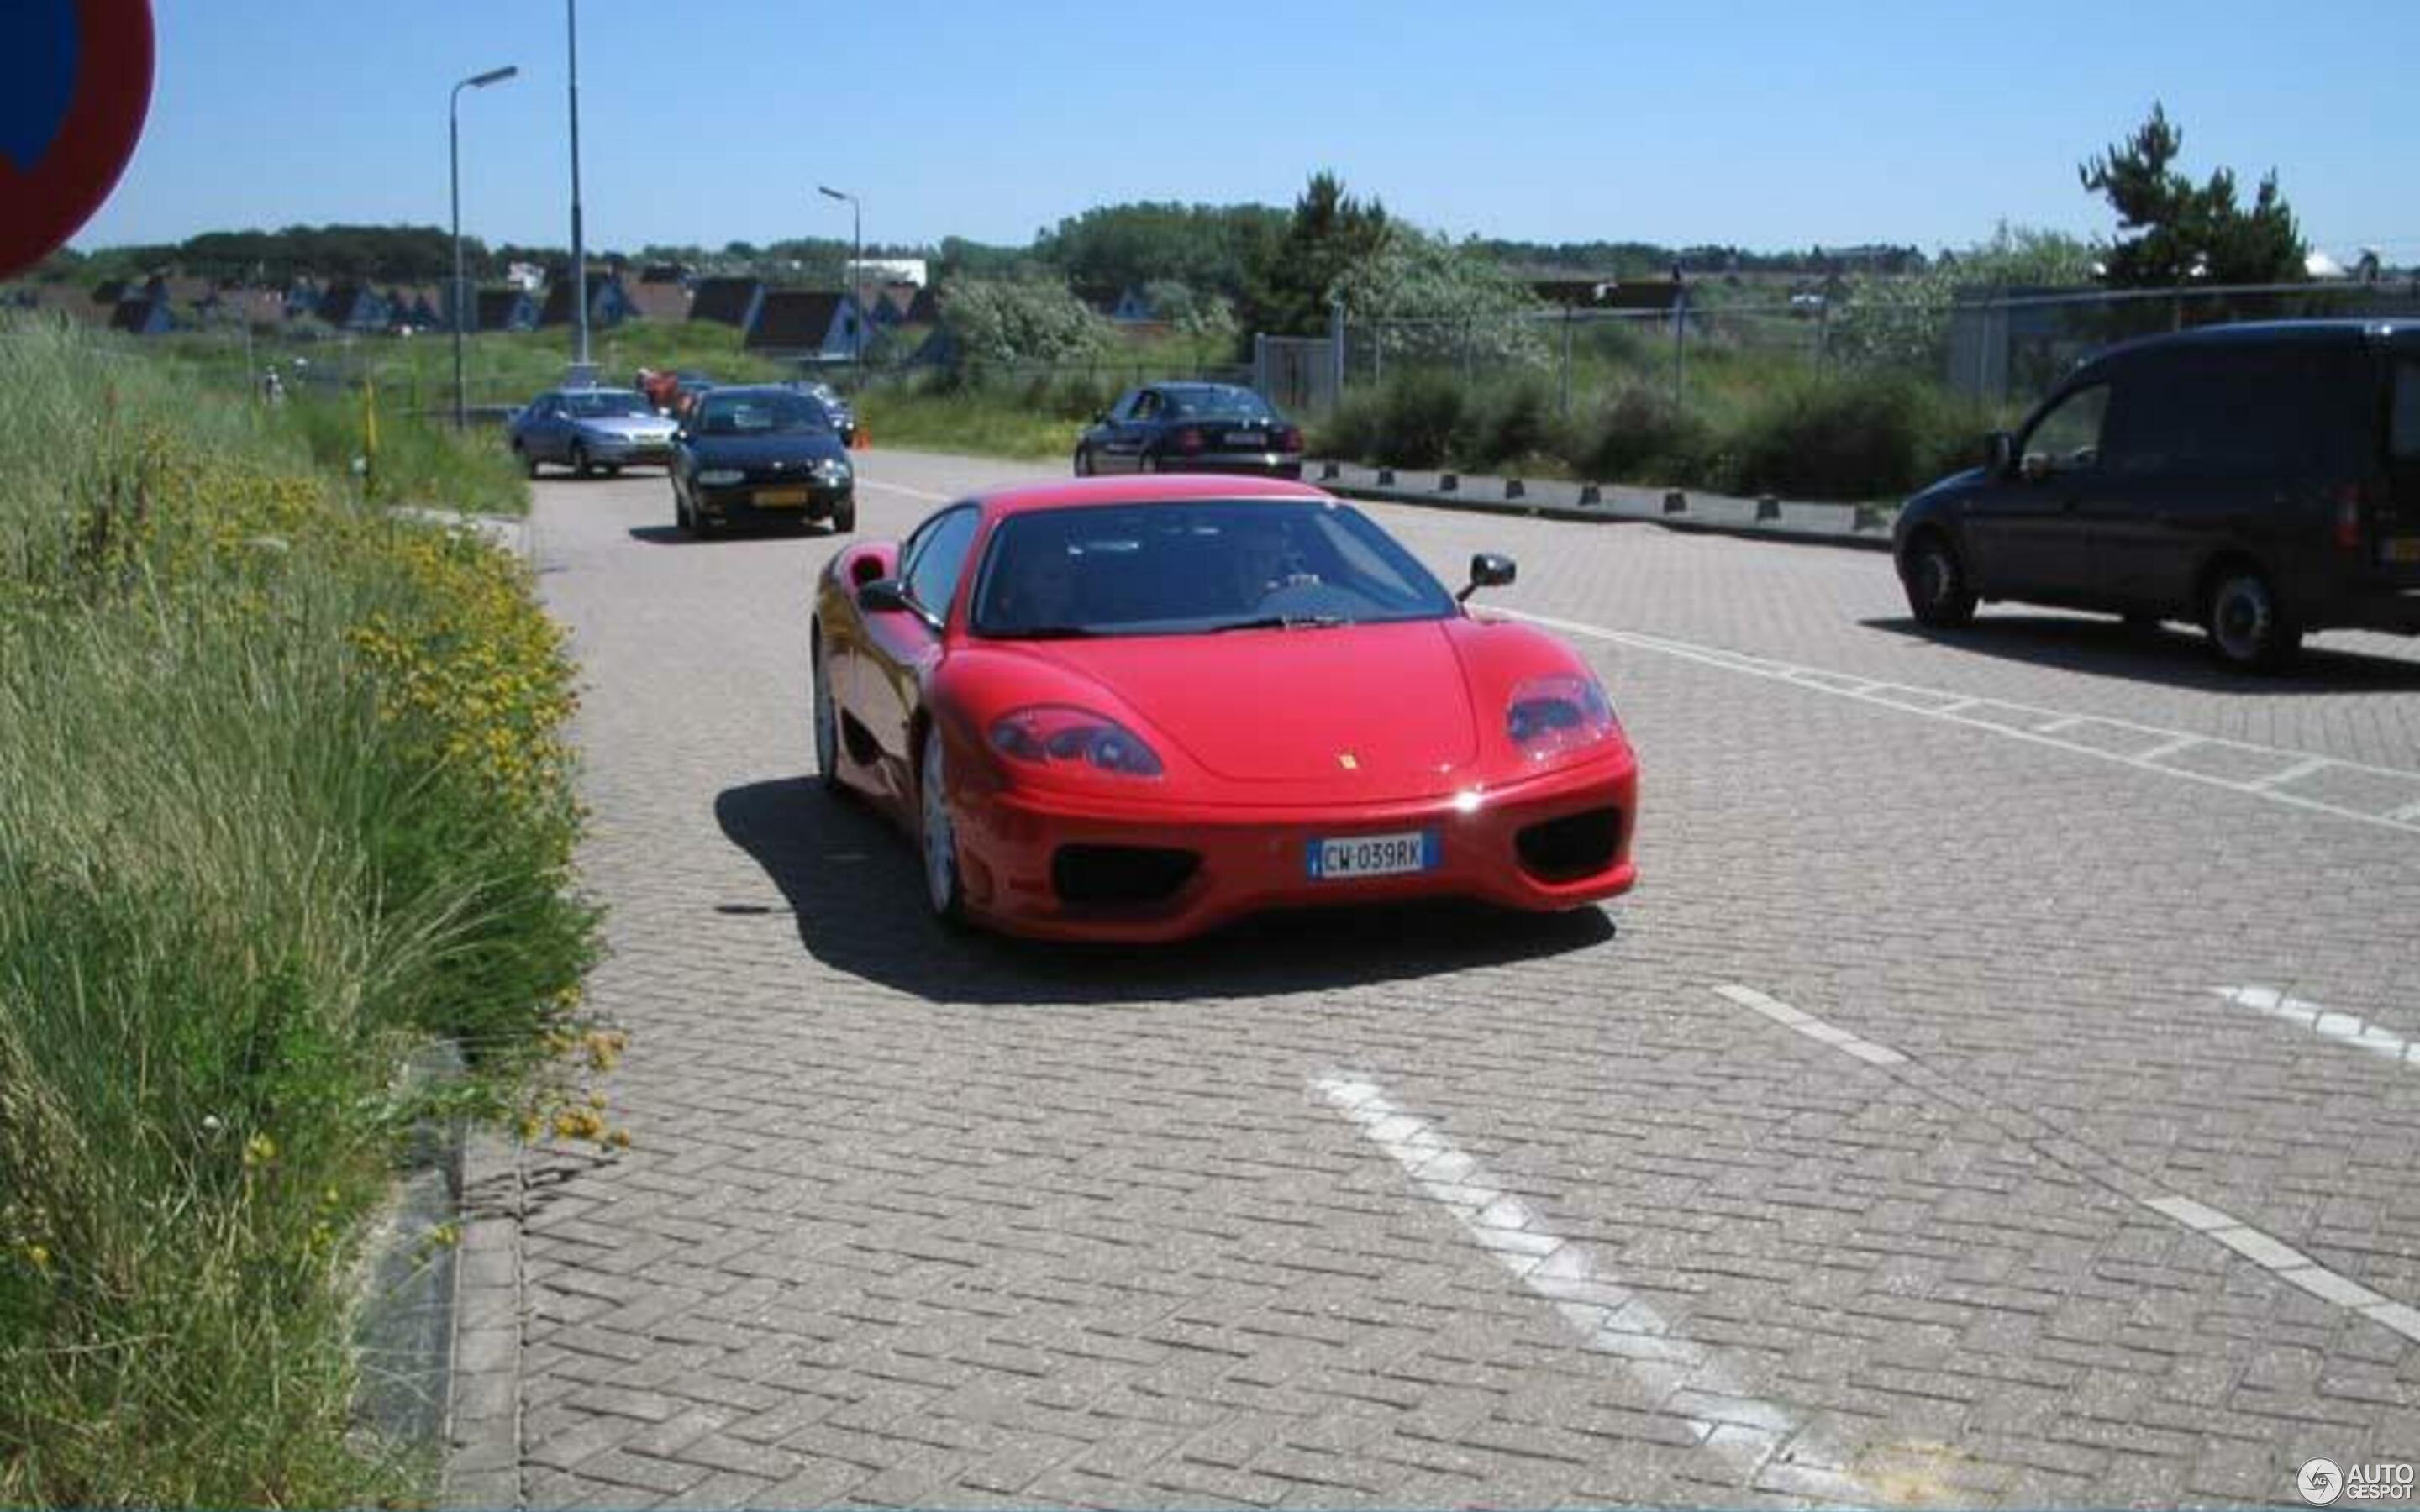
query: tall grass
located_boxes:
[0,317,597,1504]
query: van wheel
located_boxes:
[1074,446,1095,476]
[1902,533,1977,628]
[2205,567,2301,670]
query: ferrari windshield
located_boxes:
[971,500,1458,638]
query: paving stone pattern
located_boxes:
[511,454,2420,1508]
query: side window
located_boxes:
[1107,389,1140,421]
[1132,391,1162,422]
[2393,360,2420,461]
[2023,383,2111,473]
[902,507,981,618]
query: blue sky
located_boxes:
[72,0,2420,262]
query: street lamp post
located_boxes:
[567,0,589,371]
[450,64,518,430]
[818,185,860,375]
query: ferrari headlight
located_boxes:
[1507,675,1618,759]
[697,468,744,486]
[990,706,1163,779]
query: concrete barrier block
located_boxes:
[1757,494,1781,522]
[1319,459,1341,480]
[1663,490,1687,514]
[1505,479,1525,500]
[1579,484,1602,506]
[1438,472,1459,492]
[1376,468,1395,486]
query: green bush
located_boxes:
[0,317,598,1504]
[1452,375,1556,471]
[1570,386,1713,486]
[1372,369,1466,469]
[1725,370,1989,501]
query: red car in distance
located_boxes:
[810,475,1639,942]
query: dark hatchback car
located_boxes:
[1895,320,2420,669]
[1074,382,1304,479]
[671,386,856,536]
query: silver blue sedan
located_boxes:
[508,388,681,478]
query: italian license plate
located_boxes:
[755,486,810,507]
[1307,830,1439,880]
[1224,429,1264,447]
[2385,537,2420,564]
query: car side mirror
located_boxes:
[859,577,914,614]
[1092,412,1108,425]
[1984,430,2014,476]
[1459,552,1517,602]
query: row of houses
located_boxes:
[1,267,949,360]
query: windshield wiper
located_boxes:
[997,624,1102,639]
[1210,614,1352,633]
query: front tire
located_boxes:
[2206,567,2301,670]
[811,627,840,790]
[829,497,856,533]
[1074,446,1095,477]
[517,442,539,479]
[1901,532,1978,628]
[571,442,593,479]
[918,732,965,926]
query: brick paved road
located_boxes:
[509,450,2420,1509]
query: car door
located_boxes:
[1105,389,1161,473]
[534,395,572,462]
[856,505,981,810]
[1962,378,2114,603]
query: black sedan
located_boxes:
[671,386,857,536]
[1074,382,1304,479]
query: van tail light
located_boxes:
[1276,425,1304,454]
[2333,481,2366,553]
[1174,427,1204,455]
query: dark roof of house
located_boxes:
[624,281,691,322]
[475,287,532,328]
[745,289,847,351]
[538,271,620,327]
[688,276,763,326]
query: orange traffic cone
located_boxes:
[850,421,869,452]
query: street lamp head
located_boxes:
[467,64,519,88]
[818,186,850,202]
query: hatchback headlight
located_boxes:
[697,468,744,486]
[1507,675,1619,759]
[990,706,1163,778]
[813,457,853,483]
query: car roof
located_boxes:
[692,384,809,401]
[2091,318,2407,366]
[973,475,1335,518]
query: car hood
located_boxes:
[574,415,677,440]
[687,432,848,467]
[1014,620,1477,783]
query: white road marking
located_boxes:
[2214,986,2420,1067]
[1507,610,2420,837]
[2139,1194,2417,1341]
[1314,1074,1865,1500]
[858,478,955,502]
[2246,756,2333,790]
[1712,984,1907,1066]
[2132,733,2206,763]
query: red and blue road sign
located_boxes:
[0,0,154,278]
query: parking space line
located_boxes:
[1506,609,2420,837]
[2246,756,2334,790]
[1314,1074,1867,1500]
[1712,984,1908,1067]
[2214,986,2420,1068]
[2139,1194,2420,1341]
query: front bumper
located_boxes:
[950,750,1638,942]
[694,480,853,528]
[585,434,676,466]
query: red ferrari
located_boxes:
[809,475,1639,942]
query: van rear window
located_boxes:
[2393,360,2420,461]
